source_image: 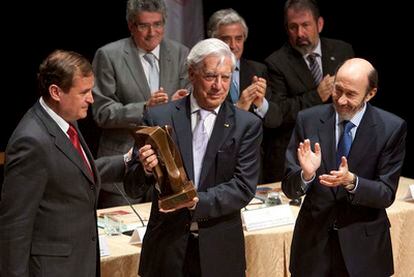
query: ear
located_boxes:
[127,21,134,33]
[188,67,196,82]
[365,88,377,102]
[317,16,324,33]
[49,84,61,101]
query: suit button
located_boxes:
[92,236,96,241]
[90,186,94,190]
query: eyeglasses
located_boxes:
[134,21,164,32]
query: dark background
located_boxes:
[2,1,412,178]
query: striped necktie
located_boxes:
[307,53,323,85]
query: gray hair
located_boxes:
[207,8,248,41]
[186,38,236,71]
[126,0,167,24]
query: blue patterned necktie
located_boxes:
[143,53,159,93]
[336,120,355,167]
[307,53,323,85]
[192,109,210,188]
[229,79,239,104]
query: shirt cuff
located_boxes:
[254,98,269,118]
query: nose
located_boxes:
[337,94,347,105]
[87,91,94,104]
[229,38,236,49]
[211,76,225,90]
[297,26,306,38]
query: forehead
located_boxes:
[335,73,367,94]
[217,23,244,36]
[135,11,163,22]
[202,55,233,72]
[287,9,315,24]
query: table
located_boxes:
[100,177,414,277]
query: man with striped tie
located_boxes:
[263,0,354,183]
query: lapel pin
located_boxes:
[330,56,335,61]
[224,123,230,128]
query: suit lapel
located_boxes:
[320,38,340,75]
[347,104,377,171]
[123,38,152,99]
[34,102,95,185]
[317,107,338,196]
[239,59,251,91]
[286,45,314,88]
[171,98,194,181]
[199,102,235,188]
[158,40,171,89]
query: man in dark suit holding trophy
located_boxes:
[124,38,262,277]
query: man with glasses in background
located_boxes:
[92,0,190,208]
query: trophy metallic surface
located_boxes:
[132,126,197,210]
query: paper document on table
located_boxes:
[242,204,295,231]
[99,235,110,257]
[402,184,414,202]
[129,226,147,244]
[97,209,141,232]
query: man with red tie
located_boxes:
[0,50,129,277]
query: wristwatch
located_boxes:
[344,173,356,191]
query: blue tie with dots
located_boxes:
[336,120,355,167]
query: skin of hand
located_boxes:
[319,156,354,187]
[146,87,169,107]
[317,74,335,102]
[138,144,159,173]
[252,76,266,107]
[171,89,189,101]
[139,144,199,212]
[236,76,266,110]
[298,139,321,181]
[159,197,199,213]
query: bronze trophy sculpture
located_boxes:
[132,126,197,210]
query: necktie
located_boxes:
[192,109,210,188]
[143,53,159,93]
[229,79,239,104]
[307,53,323,85]
[67,124,94,177]
[336,120,355,167]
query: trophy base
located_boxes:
[159,182,198,210]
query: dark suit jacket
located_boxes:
[91,37,189,203]
[0,101,126,277]
[282,104,406,277]
[263,38,354,182]
[124,96,262,277]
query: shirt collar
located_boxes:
[39,97,70,133]
[138,44,160,60]
[190,92,220,115]
[335,102,367,128]
[304,39,322,59]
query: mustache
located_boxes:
[296,38,310,45]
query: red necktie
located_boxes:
[67,124,94,178]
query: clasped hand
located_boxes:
[298,139,354,187]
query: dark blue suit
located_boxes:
[125,95,262,277]
[282,103,406,277]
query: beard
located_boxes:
[293,38,314,55]
[334,100,366,121]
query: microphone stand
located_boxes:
[113,183,146,227]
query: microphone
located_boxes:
[113,183,146,227]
